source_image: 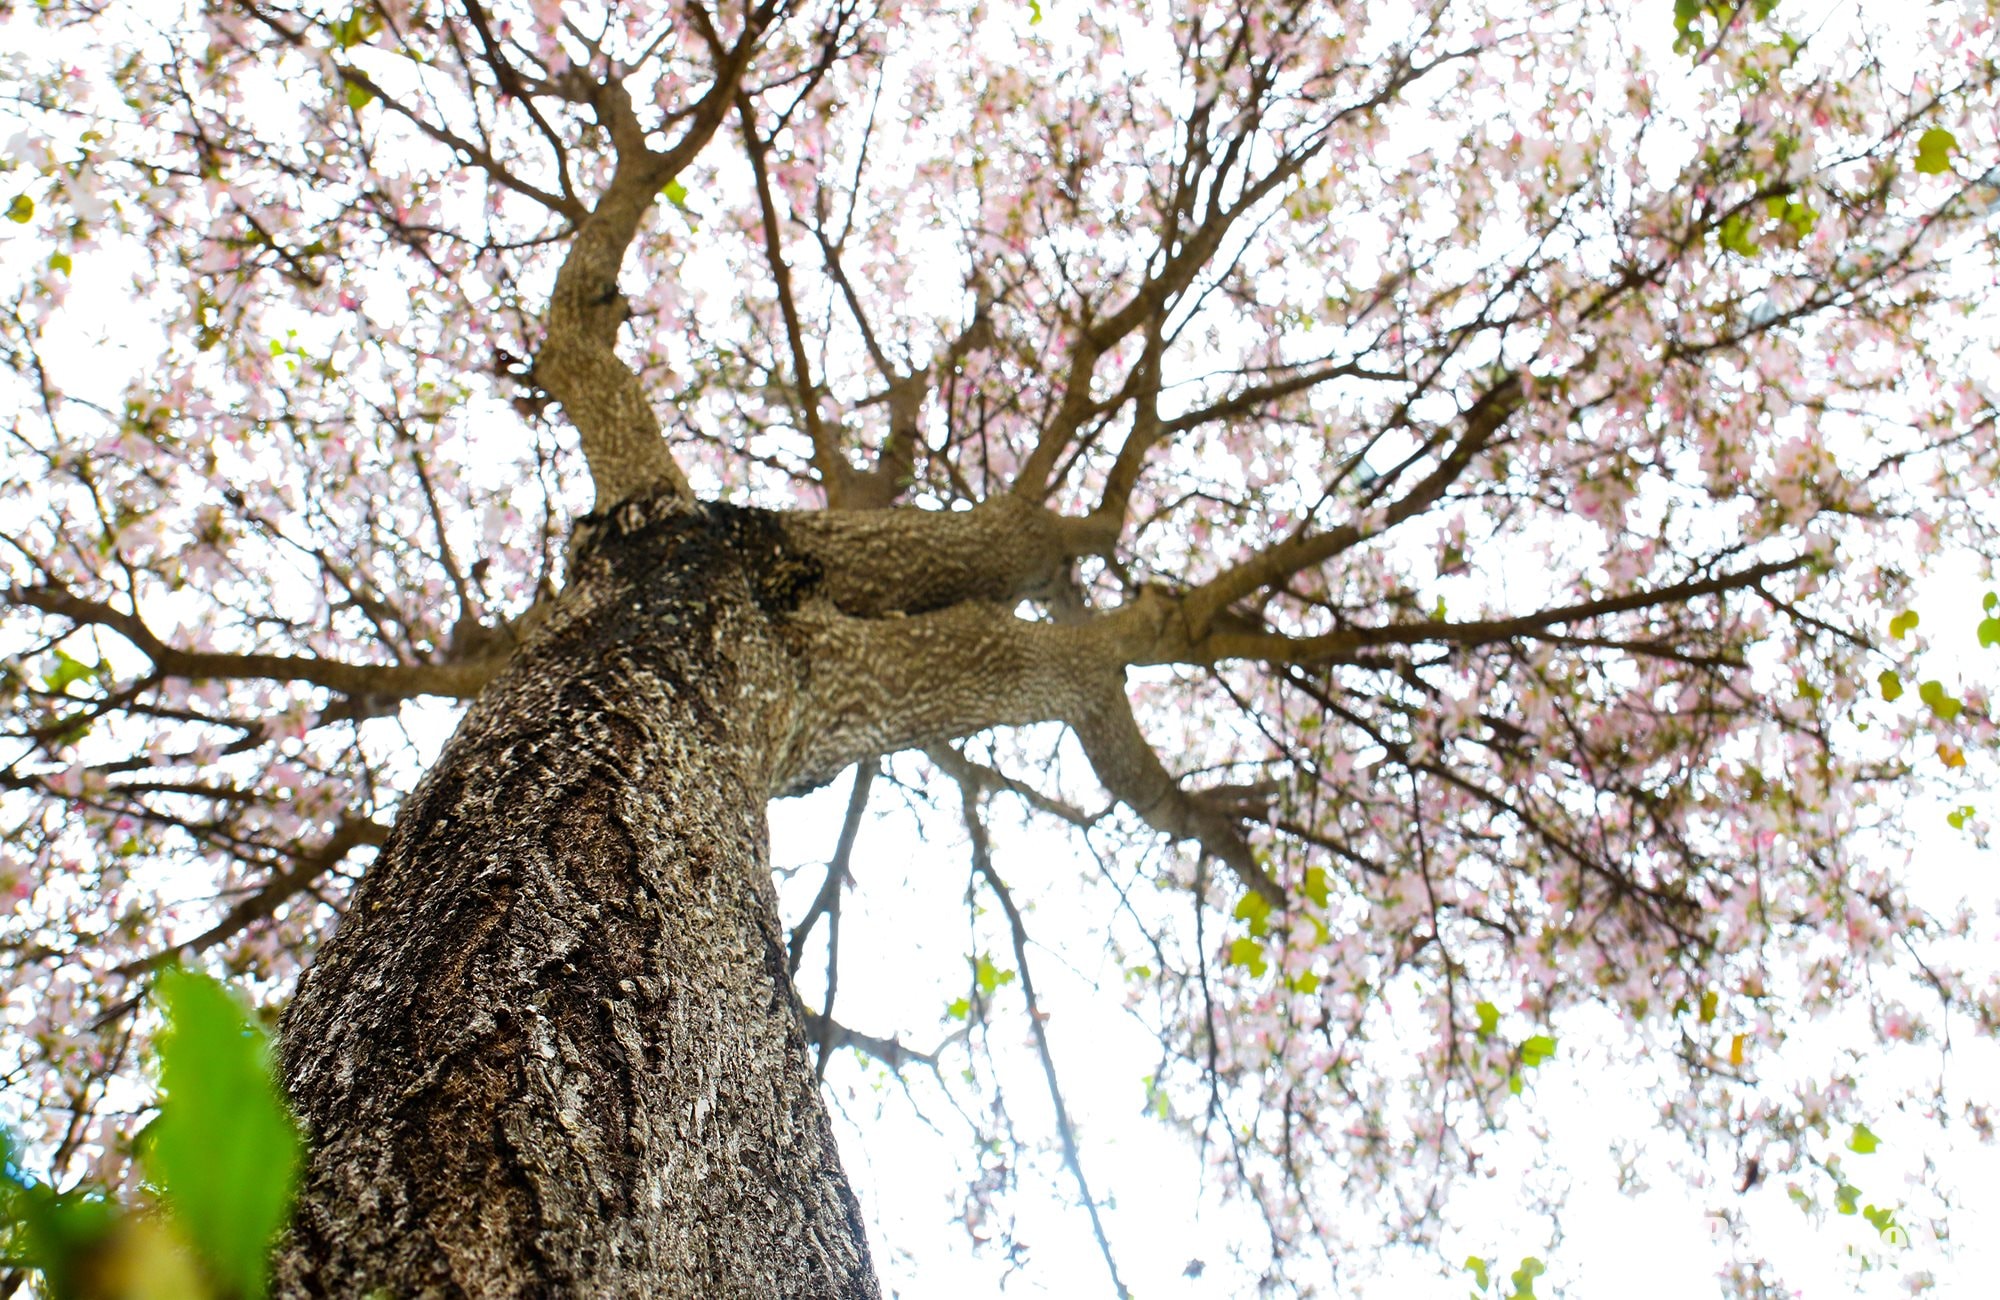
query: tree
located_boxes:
[2,0,1997,1294]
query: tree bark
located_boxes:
[271,489,1209,1296]
[274,497,879,1299]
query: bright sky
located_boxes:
[5,2,1997,1295]
[770,643,2000,1300]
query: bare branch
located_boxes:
[113,817,387,977]
[958,782,1132,1300]
[737,91,858,504]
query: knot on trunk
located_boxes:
[570,495,826,618]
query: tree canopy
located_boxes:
[2,0,1998,1293]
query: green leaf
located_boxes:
[1863,1203,1898,1236]
[1834,1182,1860,1215]
[1226,937,1268,977]
[144,968,301,1300]
[1699,989,1719,1024]
[1233,888,1273,937]
[972,953,1016,996]
[945,997,971,1021]
[343,80,375,111]
[1028,0,1043,23]
[1877,670,1903,702]
[1948,805,1976,831]
[47,251,71,276]
[1519,1034,1558,1068]
[329,9,379,48]
[6,194,32,224]
[0,1133,122,1299]
[1914,126,1958,175]
[1917,679,1962,722]
[43,649,93,695]
[1301,866,1329,910]
[1984,591,1996,614]
[1717,210,1758,256]
[661,178,690,209]
[1509,1256,1546,1299]
[1978,617,2000,649]
[1889,609,1920,639]
[1464,1255,1492,1292]
[1765,195,1816,237]
[1474,1000,1500,1041]
[1848,1122,1880,1154]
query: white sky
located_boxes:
[5,2,1998,1295]
[769,552,2000,1300]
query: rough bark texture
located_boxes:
[276,498,877,1299]
[272,490,1228,1296]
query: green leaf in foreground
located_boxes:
[1,1137,117,1300]
[145,969,300,1300]
[43,649,98,695]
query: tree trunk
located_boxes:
[273,497,878,1299]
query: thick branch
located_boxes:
[537,7,769,507]
[783,496,1113,618]
[1065,674,1285,907]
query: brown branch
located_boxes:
[1177,381,1521,639]
[1187,557,1807,666]
[797,1010,946,1072]
[331,64,583,219]
[1010,52,1445,499]
[536,0,774,507]
[738,90,857,504]
[7,582,502,699]
[1065,669,1285,908]
[112,816,388,977]
[789,759,875,978]
[923,745,1096,827]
